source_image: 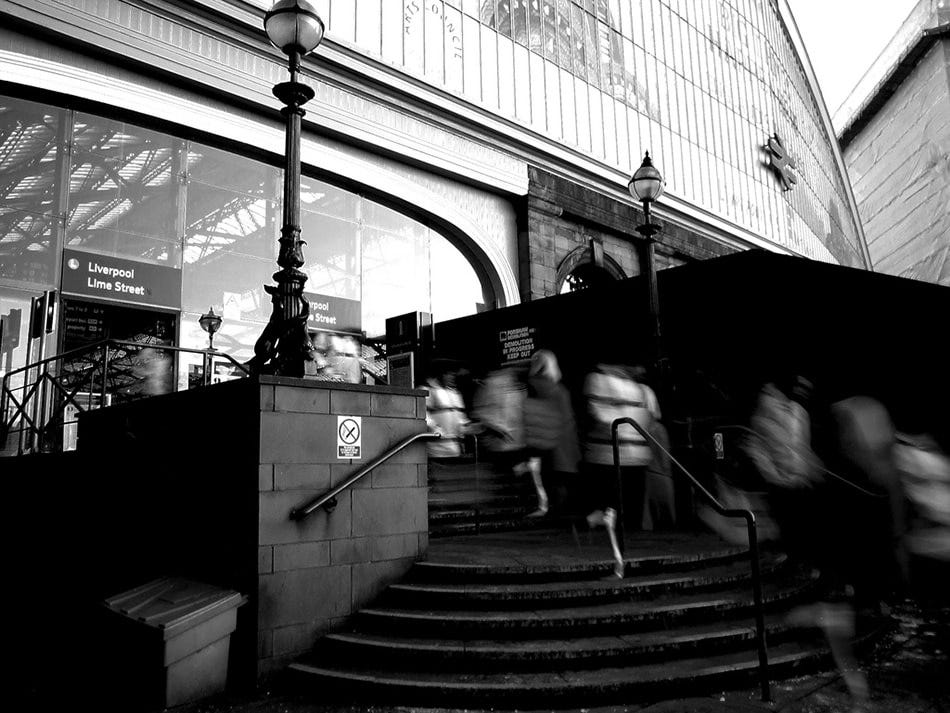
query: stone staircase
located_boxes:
[289,530,834,708]
[427,455,539,537]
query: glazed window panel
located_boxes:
[574,76,591,153]
[443,4,465,92]
[614,98,630,173]
[544,59,562,138]
[526,0,542,53]
[556,0,572,69]
[497,35,516,116]
[68,113,179,265]
[529,51,547,130]
[462,14,482,99]
[380,0,404,64]
[299,211,360,301]
[541,0,558,60]
[331,0,357,43]
[480,26,500,110]
[429,231,487,322]
[424,0,446,84]
[571,4,587,78]
[560,67,577,146]
[355,0,381,53]
[0,96,64,286]
[514,44,532,122]
[361,223,430,338]
[511,0,528,45]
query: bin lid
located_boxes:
[103,577,247,640]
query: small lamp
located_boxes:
[199,307,223,350]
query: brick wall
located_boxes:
[255,380,428,672]
[520,167,736,301]
[77,376,428,679]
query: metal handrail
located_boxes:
[2,338,250,454]
[290,432,441,521]
[611,417,771,703]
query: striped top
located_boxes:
[583,366,660,466]
[425,379,469,458]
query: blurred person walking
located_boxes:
[471,364,528,480]
[521,350,581,518]
[582,362,661,578]
[425,360,472,460]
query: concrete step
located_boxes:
[355,575,815,638]
[385,553,788,609]
[410,537,750,583]
[289,639,829,708]
[319,613,800,670]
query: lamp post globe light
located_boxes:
[628,151,665,373]
[199,307,223,350]
[249,0,325,377]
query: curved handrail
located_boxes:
[290,432,442,521]
[715,424,888,498]
[611,417,771,703]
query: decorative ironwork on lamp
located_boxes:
[628,151,666,376]
[249,0,325,377]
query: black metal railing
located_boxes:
[290,432,441,521]
[1,339,249,455]
[611,417,771,702]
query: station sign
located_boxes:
[304,292,361,335]
[62,249,181,309]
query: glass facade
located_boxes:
[0,94,490,378]
[287,0,865,267]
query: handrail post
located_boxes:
[610,420,626,560]
[612,416,771,702]
[745,510,771,702]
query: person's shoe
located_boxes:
[527,505,548,518]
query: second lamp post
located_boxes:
[628,152,665,371]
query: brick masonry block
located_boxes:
[352,559,414,610]
[260,385,275,412]
[258,630,273,659]
[259,412,339,463]
[258,489,351,545]
[372,533,419,561]
[259,465,274,492]
[275,463,331,491]
[274,540,330,571]
[370,462,420,488]
[330,536,374,565]
[331,462,369,489]
[272,621,331,658]
[274,385,330,414]
[351,487,427,537]
[370,392,416,418]
[258,565,351,629]
[329,389,371,416]
[259,546,273,574]
[359,417,427,464]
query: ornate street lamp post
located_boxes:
[199,307,223,351]
[199,306,223,386]
[628,151,665,373]
[250,0,325,377]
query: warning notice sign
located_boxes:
[337,416,362,459]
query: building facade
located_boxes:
[835,0,949,286]
[1,0,868,386]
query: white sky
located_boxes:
[786,0,920,115]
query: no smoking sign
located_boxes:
[337,416,362,459]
